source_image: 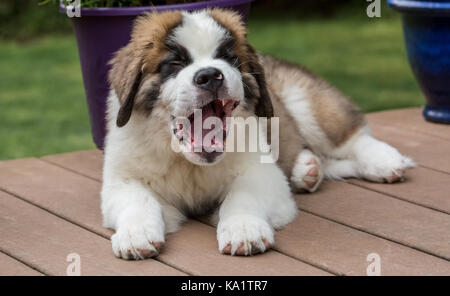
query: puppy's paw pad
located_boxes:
[383,169,405,183]
[360,155,415,184]
[138,244,163,259]
[304,166,320,187]
[218,215,274,256]
[291,154,324,193]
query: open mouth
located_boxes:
[172,98,239,155]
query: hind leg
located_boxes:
[329,127,415,183]
[290,149,324,193]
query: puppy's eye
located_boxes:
[158,56,188,81]
[169,61,185,69]
[219,51,239,68]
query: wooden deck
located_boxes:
[0,108,449,276]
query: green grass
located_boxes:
[248,13,424,112]
[0,12,424,160]
[0,37,95,160]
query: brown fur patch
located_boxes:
[262,55,366,147]
[108,11,182,126]
[108,44,141,106]
[109,11,182,101]
[132,11,183,74]
[209,9,249,72]
[309,89,366,145]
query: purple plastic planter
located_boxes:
[60,0,253,149]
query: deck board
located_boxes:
[0,159,327,276]
[349,167,450,214]
[42,150,103,181]
[1,108,449,276]
[0,191,184,276]
[276,212,450,276]
[367,108,450,141]
[369,124,450,174]
[0,252,43,276]
[296,181,450,260]
[31,151,450,275]
[0,158,105,235]
[161,220,329,276]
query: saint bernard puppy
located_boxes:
[101,9,415,260]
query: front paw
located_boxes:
[217,215,274,256]
[111,222,165,260]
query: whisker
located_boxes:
[235,60,250,69]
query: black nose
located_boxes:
[193,67,224,92]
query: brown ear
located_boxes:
[108,44,144,127]
[246,44,274,118]
[108,11,183,127]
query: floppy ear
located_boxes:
[246,44,274,119]
[108,44,144,127]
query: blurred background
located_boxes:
[0,0,424,160]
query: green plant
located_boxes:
[39,0,208,8]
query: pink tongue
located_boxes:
[223,100,235,117]
[191,103,224,151]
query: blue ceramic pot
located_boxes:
[388,0,450,124]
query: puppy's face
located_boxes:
[109,9,272,166]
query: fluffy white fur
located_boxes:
[102,92,297,258]
[281,86,415,189]
[102,10,415,260]
[324,126,416,182]
[102,11,297,259]
[281,86,334,155]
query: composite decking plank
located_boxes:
[0,191,184,276]
[39,151,450,275]
[42,150,103,181]
[296,181,450,260]
[0,158,328,276]
[0,252,43,276]
[349,166,450,214]
[369,124,450,174]
[199,211,450,276]
[367,108,450,141]
[276,212,450,276]
[0,158,105,235]
[160,220,329,276]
